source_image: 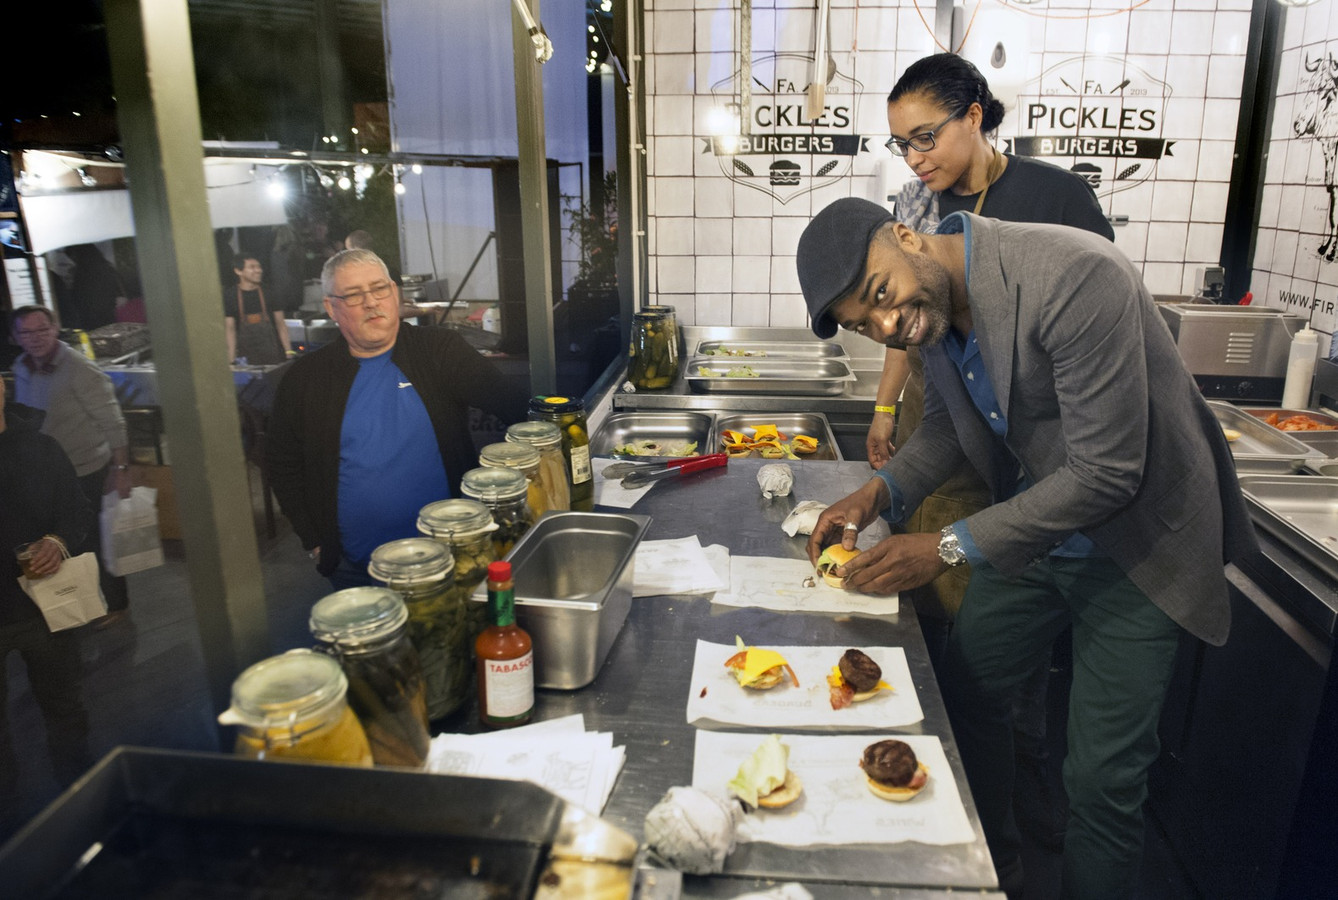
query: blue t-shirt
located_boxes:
[337,351,450,563]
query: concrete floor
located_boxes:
[0,462,1203,897]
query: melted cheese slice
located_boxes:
[734,635,789,682]
[828,665,892,692]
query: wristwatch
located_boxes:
[938,525,967,568]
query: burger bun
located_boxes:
[817,545,861,589]
[757,769,804,808]
[743,668,783,690]
[865,761,930,802]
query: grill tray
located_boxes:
[1209,401,1325,474]
[1238,475,1338,581]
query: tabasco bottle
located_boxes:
[475,561,534,729]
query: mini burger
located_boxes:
[815,545,861,589]
[725,636,799,689]
[860,739,929,802]
[728,734,803,809]
[826,648,892,709]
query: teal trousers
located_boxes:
[941,557,1182,900]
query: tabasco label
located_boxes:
[482,651,534,721]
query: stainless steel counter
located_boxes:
[524,458,997,896]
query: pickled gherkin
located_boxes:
[529,396,594,511]
[418,499,499,655]
[460,467,532,558]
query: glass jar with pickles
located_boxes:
[309,587,431,768]
[479,441,546,521]
[367,537,470,722]
[529,395,593,511]
[460,466,532,557]
[505,420,570,513]
[217,649,373,766]
[418,499,495,646]
[629,306,679,390]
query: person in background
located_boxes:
[10,306,132,628]
[224,253,292,366]
[869,52,1117,851]
[0,375,95,806]
[798,199,1256,899]
[343,229,402,285]
[266,249,528,590]
[64,243,126,332]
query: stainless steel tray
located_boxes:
[693,339,849,360]
[589,411,712,459]
[710,412,841,460]
[684,357,856,396]
[1241,407,1338,431]
[1238,475,1338,581]
[1209,401,1325,474]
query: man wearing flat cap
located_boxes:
[799,198,1255,900]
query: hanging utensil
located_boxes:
[604,453,727,481]
[621,454,728,489]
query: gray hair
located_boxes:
[321,249,390,296]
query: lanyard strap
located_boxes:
[972,149,1005,216]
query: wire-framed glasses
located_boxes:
[330,282,395,307]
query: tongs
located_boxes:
[603,453,727,480]
[619,453,728,489]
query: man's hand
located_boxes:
[27,537,65,577]
[835,532,947,595]
[806,478,889,564]
[105,466,133,499]
[866,416,896,470]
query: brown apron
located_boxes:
[235,286,285,365]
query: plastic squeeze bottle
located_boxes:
[475,561,534,729]
[1282,323,1319,409]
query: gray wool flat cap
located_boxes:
[796,197,894,339]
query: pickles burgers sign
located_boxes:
[705,53,870,204]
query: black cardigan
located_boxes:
[266,324,529,574]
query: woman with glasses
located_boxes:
[866,53,1114,883]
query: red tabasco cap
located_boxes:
[488,561,512,581]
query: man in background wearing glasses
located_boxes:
[266,249,529,589]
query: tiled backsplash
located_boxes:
[1252,0,1338,362]
[645,0,1251,328]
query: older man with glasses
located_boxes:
[266,249,529,589]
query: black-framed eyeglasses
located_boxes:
[330,282,395,307]
[885,107,966,157]
[15,325,54,338]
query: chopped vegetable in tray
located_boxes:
[697,365,762,378]
[702,346,768,357]
[613,439,700,457]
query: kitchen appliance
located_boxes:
[474,511,650,689]
[1159,304,1307,402]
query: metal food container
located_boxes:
[692,339,850,360]
[684,357,856,396]
[589,411,713,459]
[1209,401,1325,474]
[1238,475,1338,581]
[711,412,841,460]
[0,747,640,899]
[476,511,651,689]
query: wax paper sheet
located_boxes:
[713,555,899,615]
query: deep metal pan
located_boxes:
[589,411,713,459]
[1209,401,1325,474]
[710,412,840,460]
[684,357,856,396]
[1238,475,1338,581]
[692,339,850,360]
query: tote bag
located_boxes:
[101,486,165,576]
[18,551,108,632]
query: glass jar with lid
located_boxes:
[460,466,532,557]
[479,441,546,521]
[217,649,373,766]
[367,537,470,721]
[310,586,431,768]
[628,305,679,390]
[418,499,496,647]
[505,420,570,513]
[528,395,593,511]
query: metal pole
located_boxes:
[103,0,270,718]
[512,0,556,395]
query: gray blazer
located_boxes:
[883,213,1257,646]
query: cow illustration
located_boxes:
[1295,53,1338,261]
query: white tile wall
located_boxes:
[646,0,1252,328]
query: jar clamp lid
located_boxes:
[310,586,409,646]
[218,649,348,729]
[505,420,562,450]
[367,536,455,584]
[417,498,497,540]
[529,395,584,415]
[479,441,541,470]
[460,466,529,502]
